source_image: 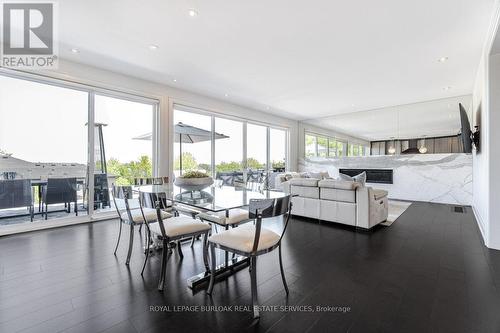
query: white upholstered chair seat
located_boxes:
[122,208,171,224]
[148,216,211,238]
[197,208,249,225]
[208,224,280,253]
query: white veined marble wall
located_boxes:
[299,153,472,205]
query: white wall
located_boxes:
[2,59,300,177]
[471,0,500,250]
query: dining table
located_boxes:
[137,183,287,290]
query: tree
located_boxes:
[174,152,198,171]
[246,157,265,170]
[107,155,152,185]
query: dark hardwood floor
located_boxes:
[1,202,500,333]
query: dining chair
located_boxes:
[41,178,78,220]
[112,185,171,265]
[206,195,292,319]
[0,179,34,221]
[139,191,212,291]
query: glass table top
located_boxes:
[137,184,286,212]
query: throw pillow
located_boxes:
[338,173,354,182]
[353,171,366,186]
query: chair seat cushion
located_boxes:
[208,224,280,253]
[373,189,388,200]
[197,208,249,225]
[122,208,171,224]
[149,216,211,238]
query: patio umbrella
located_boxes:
[133,122,229,174]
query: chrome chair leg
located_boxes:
[113,219,123,255]
[207,243,216,295]
[141,230,151,276]
[138,224,143,233]
[190,236,195,248]
[125,224,134,265]
[158,240,170,291]
[250,256,260,319]
[202,232,209,271]
[177,240,184,259]
[278,244,289,294]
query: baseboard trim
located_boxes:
[472,205,488,247]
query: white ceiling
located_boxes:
[56,0,494,120]
[305,95,473,141]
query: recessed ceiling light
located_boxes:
[224,93,229,97]
[149,44,159,50]
[188,9,198,17]
[438,56,449,63]
[442,86,452,91]
[351,104,355,107]
[70,48,79,53]
[173,79,177,82]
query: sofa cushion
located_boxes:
[291,185,319,199]
[308,171,330,180]
[320,188,356,203]
[288,178,319,187]
[318,179,360,190]
[373,189,388,200]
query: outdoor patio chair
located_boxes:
[0,179,34,221]
[41,177,78,220]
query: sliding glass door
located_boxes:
[0,73,159,231]
[93,95,156,213]
[0,75,89,226]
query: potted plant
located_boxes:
[174,170,214,190]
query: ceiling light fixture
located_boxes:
[149,44,159,50]
[438,56,449,63]
[173,79,177,82]
[188,9,198,17]
[224,93,229,97]
[70,48,79,53]
[442,86,452,91]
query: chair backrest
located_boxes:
[0,179,32,209]
[45,178,77,204]
[112,185,135,220]
[138,191,167,238]
[248,195,292,253]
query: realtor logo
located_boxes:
[1,1,58,68]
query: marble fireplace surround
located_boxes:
[299,153,472,205]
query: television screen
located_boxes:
[459,103,472,153]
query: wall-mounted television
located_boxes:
[459,103,472,154]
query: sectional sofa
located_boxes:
[279,177,388,230]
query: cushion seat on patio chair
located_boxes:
[197,208,249,226]
[148,216,211,238]
[208,224,280,253]
[122,208,171,224]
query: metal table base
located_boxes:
[187,255,250,290]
